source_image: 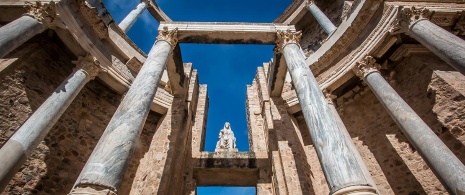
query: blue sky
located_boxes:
[103,0,293,194]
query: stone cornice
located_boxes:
[79,0,108,39]
[24,1,57,28]
[275,29,302,53]
[156,27,178,48]
[353,56,380,79]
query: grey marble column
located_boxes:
[0,55,100,191]
[118,1,148,33]
[0,2,56,58]
[354,56,465,195]
[307,2,337,36]
[71,28,178,193]
[395,7,465,75]
[276,30,377,194]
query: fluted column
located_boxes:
[276,30,377,194]
[392,7,465,75]
[0,2,57,58]
[307,1,336,35]
[353,56,465,195]
[0,55,101,191]
[71,27,178,194]
[118,1,148,33]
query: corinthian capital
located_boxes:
[72,55,102,80]
[390,6,431,34]
[24,1,57,28]
[157,27,178,48]
[274,29,302,53]
[353,56,381,79]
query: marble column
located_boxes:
[307,1,337,35]
[0,2,56,58]
[353,56,465,194]
[393,7,465,75]
[118,1,148,33]
[276,30,377,194]
[71,27,178,194]
[0,55,101,191]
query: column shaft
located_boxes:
[0,68,93,191]
[0,16,44,58]
[118,2,147,33]
[364,71,465,194]
[283,44,376,194]
[307,3,337,35]
[73,40,172,191]
[410,19,465,75]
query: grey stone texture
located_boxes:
[0,16,43,58]
[118,2,147,33]
[283,43,376,193]
[307,3,337,35]
[363,63,465,194]
[410,19,465,75]
[73,40,172,192]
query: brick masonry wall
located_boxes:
[333,54,465,194]
[0,32,162,195]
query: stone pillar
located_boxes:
[276,30,377,194]
[118,1,148,33]
[70,27,178,194]
[353,56,465,195]
[392,7,465,75]
[0,2,56,58]
[0,54,101,191]
[307,1,337,35]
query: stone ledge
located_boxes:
[159,22,296,44]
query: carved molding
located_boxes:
[322,88,337,104]
[24,1,57,28]
[274,29,302,53]
[73,55,102,80]
[79,0,108,39]
[353,56,381,79]
[390,6,432,34]
[126,57,143,73]
[156,27,178,48]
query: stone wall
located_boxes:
[331,54,465,194]
[0,31,162,195]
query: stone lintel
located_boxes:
[166,45,186,97]
[158,22,296,44]
[146,0,172,22]
[268,53,288,97]
[389,44,431,61]
[193,152,268,186]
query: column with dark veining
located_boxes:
[353,56,465,195]
[118,1,148,33]
[0,2,56,58]
[307,1,337,35]
[276,30,377,194]
[392,7,465,75]
[0,55,101,191]
[70,27,178,194]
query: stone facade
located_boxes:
[1,0,465,195]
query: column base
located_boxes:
[70,185,117,195]
[332,185,378,195]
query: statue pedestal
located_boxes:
[214,148,238,152]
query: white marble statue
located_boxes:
[215,122,238,152]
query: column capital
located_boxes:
[24,1,57,28]
[274,29,302,53]
[157,27,178,48]
[390,6,431,34]
[72,54,102,80]
[353,56,381,79]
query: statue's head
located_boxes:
[224,122,230,129]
